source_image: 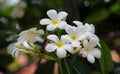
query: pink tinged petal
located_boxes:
[45,43,57,52]
[65,25,76,35]
[57,11,68,20]
[47,24,57,31]
[63,44,73,53]
[73,21,83,26]
[89,48,101,58]
[47,35,59,42]
[87,54,95,63]
[40,18,51,25]
[47,10,57,20]
[83,40,88,47]
[61,35,71,43]
[23,41,32,49]
[57,48,67,58]
[71,41,80,47]
[58,21,67,29]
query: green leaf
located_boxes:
[99,40,114,74]
[84,9,109,24]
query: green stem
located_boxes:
[64,58,70,74]
[58,59,63,74]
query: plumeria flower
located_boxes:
[40,9,68,31]
[45,35,73,58]
[18,27,44,44]
[79,37,101,63]
[73,21,100,45]
[12,27,44,57]
[65,22,86,47]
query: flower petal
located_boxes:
[80,48,87,57]
[47,24,57,31]
[83,40,88,47]
[65,25,76,35]
[85,23,95,33]
[47,10,57,20]
[73,21,83,26]
[23,41,32,49]
[47,35,59,42]
[87,54,95,63]
[61,35,71,43]
[63,44,73,53]
[40,18,51,25]
[71,41,80,47]
[57,48,67,58]
[88,37,98,48]
[58,21,67,29]
[76,26,86,36]
[57,11,68,20]
[45,43,57,52]
[89,48,101,58]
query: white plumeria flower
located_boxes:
[18,27,44,44]
[65,22,86,47]
[73,21,100,43]
[80,37,101,63]
[40,9,68,31]
[45,35,73,58]
[12,28,44,57]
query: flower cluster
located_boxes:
[13,9,101,63]
[40,10,101,63]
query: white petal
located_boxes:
[23,41,32,49]
[83,40,88,47]
[58,21,67,29]
[47,10,57,20]
[63,44,73,53]
[88,37,98,48]
[47,24,57,31]
[78,32,90,40]
[47,35,59,42]
[71,41,80,47]
[45,43,57,52]
[65,25,76,35]
[57,48,67,58]
[12,48,19,57]
[57,11,68,20]
[40,18,51,25]
[89,48,101,58]
[61,35,71,43]
[85,23,95,33]
[76,26,86,36]
[80,48,87,57]
[73,21,83,26]
[87,54,95,63]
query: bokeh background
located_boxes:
[0,0,120,74]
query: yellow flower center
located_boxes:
[56,41,64,48]
[85,47,89,52]
[71,34,77,40]
[52,19,59,25]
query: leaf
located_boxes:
[99,40,114,74]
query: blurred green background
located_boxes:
[0,0,120,74]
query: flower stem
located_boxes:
[64,58,70,74]
[58,59,63,74]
